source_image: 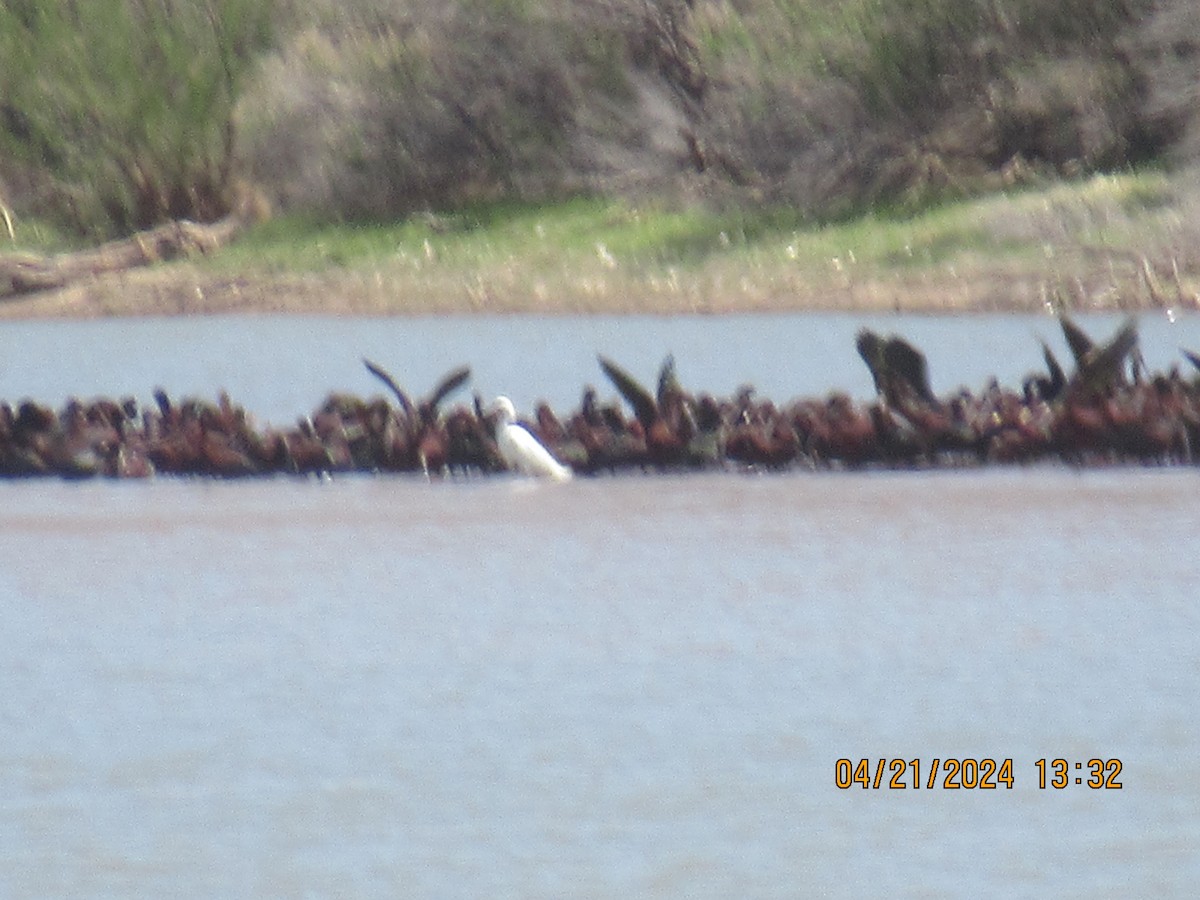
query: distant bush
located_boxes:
[1136,0,1200,165]
[694,0,1172,215]
[241,0,709,220]
[0,0,272,237]
[249,0,1171,220]
[337,0,619,213]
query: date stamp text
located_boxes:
[834,758,1123,790]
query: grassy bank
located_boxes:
[3,167,1196,318]
[2,1,1198,318]
[201,167,1200,313]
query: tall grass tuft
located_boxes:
[0,0,272,237]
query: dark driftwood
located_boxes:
[0,211,252,299]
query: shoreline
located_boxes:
[4,171,1196,319]
[0,260,1193,320]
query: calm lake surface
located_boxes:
[1,314,1199,898]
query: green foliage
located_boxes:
[689,0,1174,217]
[0,0,273,237]
[828,0,1155,122]
[1,0,1193,238]
[212,195,812,279]
[835,0,989,121]
[201,168,1192,318]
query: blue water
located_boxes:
[1,314,1198,898]
[2,311,1197,424]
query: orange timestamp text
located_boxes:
[835,758,1124,790]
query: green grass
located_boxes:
[9,167,1191,313]
[211,197,811,275]
[694,0,877,78]
[1,217,76,255]
[192,168,1193,298]
[12,167,1176,274]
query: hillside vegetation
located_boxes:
[0,0,1198,314]
[248,0,1199,221]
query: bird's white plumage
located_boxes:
[492,396,572,481]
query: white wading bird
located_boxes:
[491,396,573,481]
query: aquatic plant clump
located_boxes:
[1,318,1198,480]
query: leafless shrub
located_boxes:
[1134,0,1200,165]
[241,0,711,219]
[239,0,1197,222]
